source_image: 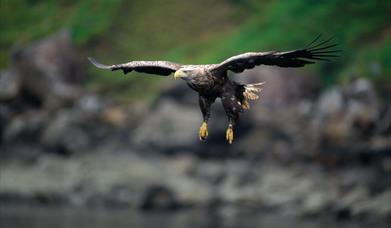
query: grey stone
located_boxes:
[3,110,47,142]
[132,98,201,151]
[11,30,82,108]
[317,87,344,116]
[40,109,94,153]
[0,70,20,100]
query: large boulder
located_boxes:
[10,30,82,108]
[0,69,21,101]
[132,98,201,152]
[311,79,385,156]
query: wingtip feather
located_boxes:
[88,57,112,69]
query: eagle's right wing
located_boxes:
[210,35,340,74]
[88,57,182,76]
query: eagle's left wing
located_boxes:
[211,36,340,74]
[88,57,182,76]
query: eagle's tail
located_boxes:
[241,82,265,110]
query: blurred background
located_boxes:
[0,0,390,227]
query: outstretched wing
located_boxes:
[211,35,341,74]
[88,57,182,76]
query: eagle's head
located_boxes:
[174,67,202,81]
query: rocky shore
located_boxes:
[0,31,390,222]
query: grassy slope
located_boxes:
[1,0,390,100]
[0,0,122,64]
[84,0,247,101]
[195,1,391,88]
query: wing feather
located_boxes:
[211,36,341,74]
[88,57,182,76]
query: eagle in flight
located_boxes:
[89,36,339,144]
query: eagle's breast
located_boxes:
[187,67,216,91]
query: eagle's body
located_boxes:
[89,36,339,143]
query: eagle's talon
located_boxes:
[226,127,234,144]
[199,122,208,140]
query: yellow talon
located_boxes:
[226,127,234,144]
[199,122,208,140]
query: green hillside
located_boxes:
[1,0,390,100]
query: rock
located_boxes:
[369,136,391,152]
[311,78,383,156]
[317,87,344,116]
[0,153,212,208]
[316,78,379,127]
[132,98,201,152]
[0,104,12,144]
[75,94,105,114]
[345,79,379,131]
[139,185,181,210]
[158,81,199,106]
[40,108,98,155]
[0,150,389,219]
[11,30,82,108]
[337,186,391,218]
[0,69,20,100]
[351,190,391,218]
[301,191,333,215]
[193,161,225,184]
[3,110,47,143]
[101,101,146,128]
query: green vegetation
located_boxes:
[0,0,121,62]
[1,0,390,100]
[191,0,391,88]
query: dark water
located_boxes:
[0,205,387,228]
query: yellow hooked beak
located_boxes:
[174,70,187,79]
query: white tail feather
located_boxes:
[243,82,265,101]
[240,82,265,110]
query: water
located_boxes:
[0,205,387,228]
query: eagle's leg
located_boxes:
[226,124,234,144]
[198,95,215,141]
[221,94,241,144]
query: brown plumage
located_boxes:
[89,35,340,144]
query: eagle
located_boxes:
[88,36,339,144]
